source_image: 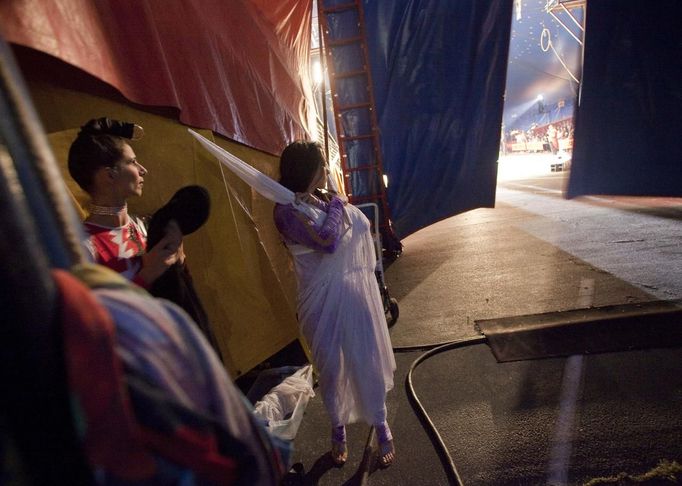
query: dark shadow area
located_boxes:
[302,453,349,486]
[235,339,308,396]
[595,203,682,223]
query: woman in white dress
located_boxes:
[273,141,396,467]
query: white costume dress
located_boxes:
[282,202,396,425]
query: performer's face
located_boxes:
[110,144,147,198]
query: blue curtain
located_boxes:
[567,0,682,198]
[363,0,513,238]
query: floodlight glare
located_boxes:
[312,60,323,85]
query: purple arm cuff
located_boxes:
[274,197,345,253]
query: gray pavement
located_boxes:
[387,171,681,349]
[288,166,682,485]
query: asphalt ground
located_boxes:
[288,342,682,486]
[410,343,682,485]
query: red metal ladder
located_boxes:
[317,0,401,254]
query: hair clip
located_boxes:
[79,117,144,140]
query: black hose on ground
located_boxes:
[398,336,488,486]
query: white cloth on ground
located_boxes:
[253,365,315,440]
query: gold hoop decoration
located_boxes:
[131,124,144,140]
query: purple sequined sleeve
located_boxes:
[273,196,345,253]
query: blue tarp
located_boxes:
[568,0,682,198]
[364,1,513,238]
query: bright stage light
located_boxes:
[312,60,323,85]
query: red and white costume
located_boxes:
[83,217,148,287]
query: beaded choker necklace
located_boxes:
[89,203,128,216]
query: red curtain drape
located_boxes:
[0,0,314,155]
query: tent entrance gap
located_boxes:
[500,0,585,181]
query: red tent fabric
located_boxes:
[0,0,314,155]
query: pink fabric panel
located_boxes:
[0,0,313,155]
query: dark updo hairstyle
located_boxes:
[278,141,325,193]
[67,118,138,192]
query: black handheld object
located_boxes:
[146,185,222,360]
[147,185,211,247]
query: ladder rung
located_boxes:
[337,102,371,111]
[340,133,373,141]
[346,164,379,173]
[321,1,394,239]
[327,36,363,47]
[322,2,357,14]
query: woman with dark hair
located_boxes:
[68,117,184,287]
[273,141,396,467]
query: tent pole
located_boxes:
[316,0,330,163]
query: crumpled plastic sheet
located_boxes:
[252,365,315,441]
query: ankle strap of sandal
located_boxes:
[332,425,346,443]
[375,422,393,443]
